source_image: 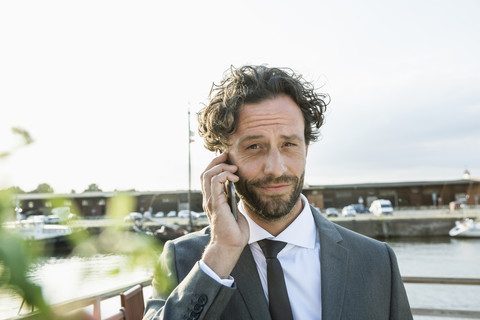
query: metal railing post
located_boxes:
[92,297,101,320]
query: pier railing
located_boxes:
[403,276,480,319]
[9,278,153,320]
[8,276,480,319]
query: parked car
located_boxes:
[350,203,369,214]
[342,205,357,217]
[178,210,195,218]
[177,210,207,219]
[192,211,207,219]
[154,211,165,218]
[166,211,177,217]
[369,199,394,216]
[325,208,339,217]
[124,212,143,222]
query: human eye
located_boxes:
[246,144,259,150]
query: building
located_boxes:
[14,190,203,219]
[12,177,480,218]
[304,178,480,210]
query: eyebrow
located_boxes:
[238,134,303,145]
[281,134,303,141]
[238,135,264,145]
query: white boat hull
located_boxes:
[3,217,73,241]
[449,219,480,238]
[19,224,72,241]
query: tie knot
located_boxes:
[258,239,287,259]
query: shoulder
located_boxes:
[334,222,389,251]
[317,216,399,283]
[164,226,211,257]
[167,226,211,248]
[161,227,212,277]
[310,206,391,258]
[329,220,399,272]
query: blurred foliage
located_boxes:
[30,183,54,194]
[0,128,54,318]
[5,186,25,194]
[0,127,33,159]
[0,128,162,319]
[11,127,34,145]
[69,192,160,263]
[83,184,102,193]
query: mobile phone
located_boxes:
[228,181,238,221]
[219,149,238,221]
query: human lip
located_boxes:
[259,184,291,193]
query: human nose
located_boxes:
[263,148,287,177]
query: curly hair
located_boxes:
[198,65,329,152]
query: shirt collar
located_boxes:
[239,193,317,249]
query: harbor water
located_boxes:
[391,237,480,320]
[1,236,479,319]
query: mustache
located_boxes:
[249,175,298,187]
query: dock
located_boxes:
[330,210,480,238]
[70,209,480,239]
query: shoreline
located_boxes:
[68,208,480,239]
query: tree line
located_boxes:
[2,183,103,194]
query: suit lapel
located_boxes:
[311,207,348,320]
[232,245,271,320]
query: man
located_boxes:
[143,65,412,320]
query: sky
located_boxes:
[1,0,479,194]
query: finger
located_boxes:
[202,171,238,223]
[201,163,237,195]
[210,171,239,209]
[203,152,228,174]
[201,153,237,201]
[201,153,225,194]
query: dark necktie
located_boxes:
[258,239,294,320]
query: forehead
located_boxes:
[233,95,305,140]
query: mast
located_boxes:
[187,108,194,231]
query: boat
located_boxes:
[131,222,189,242]
[449,218,480,238]
[4,215,73,242]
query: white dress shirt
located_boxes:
[200,194,322,320]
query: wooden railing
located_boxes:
[403,276,480,319]
[8,276,480,319]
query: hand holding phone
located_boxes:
[200,152,249,279]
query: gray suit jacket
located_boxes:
[143,207,413,320]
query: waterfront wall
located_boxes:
[332,211,480,238]
[75,210,480,239]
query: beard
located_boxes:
[235,171,305,222]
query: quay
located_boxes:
[331,210,480,238]
[72,209,480,239]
